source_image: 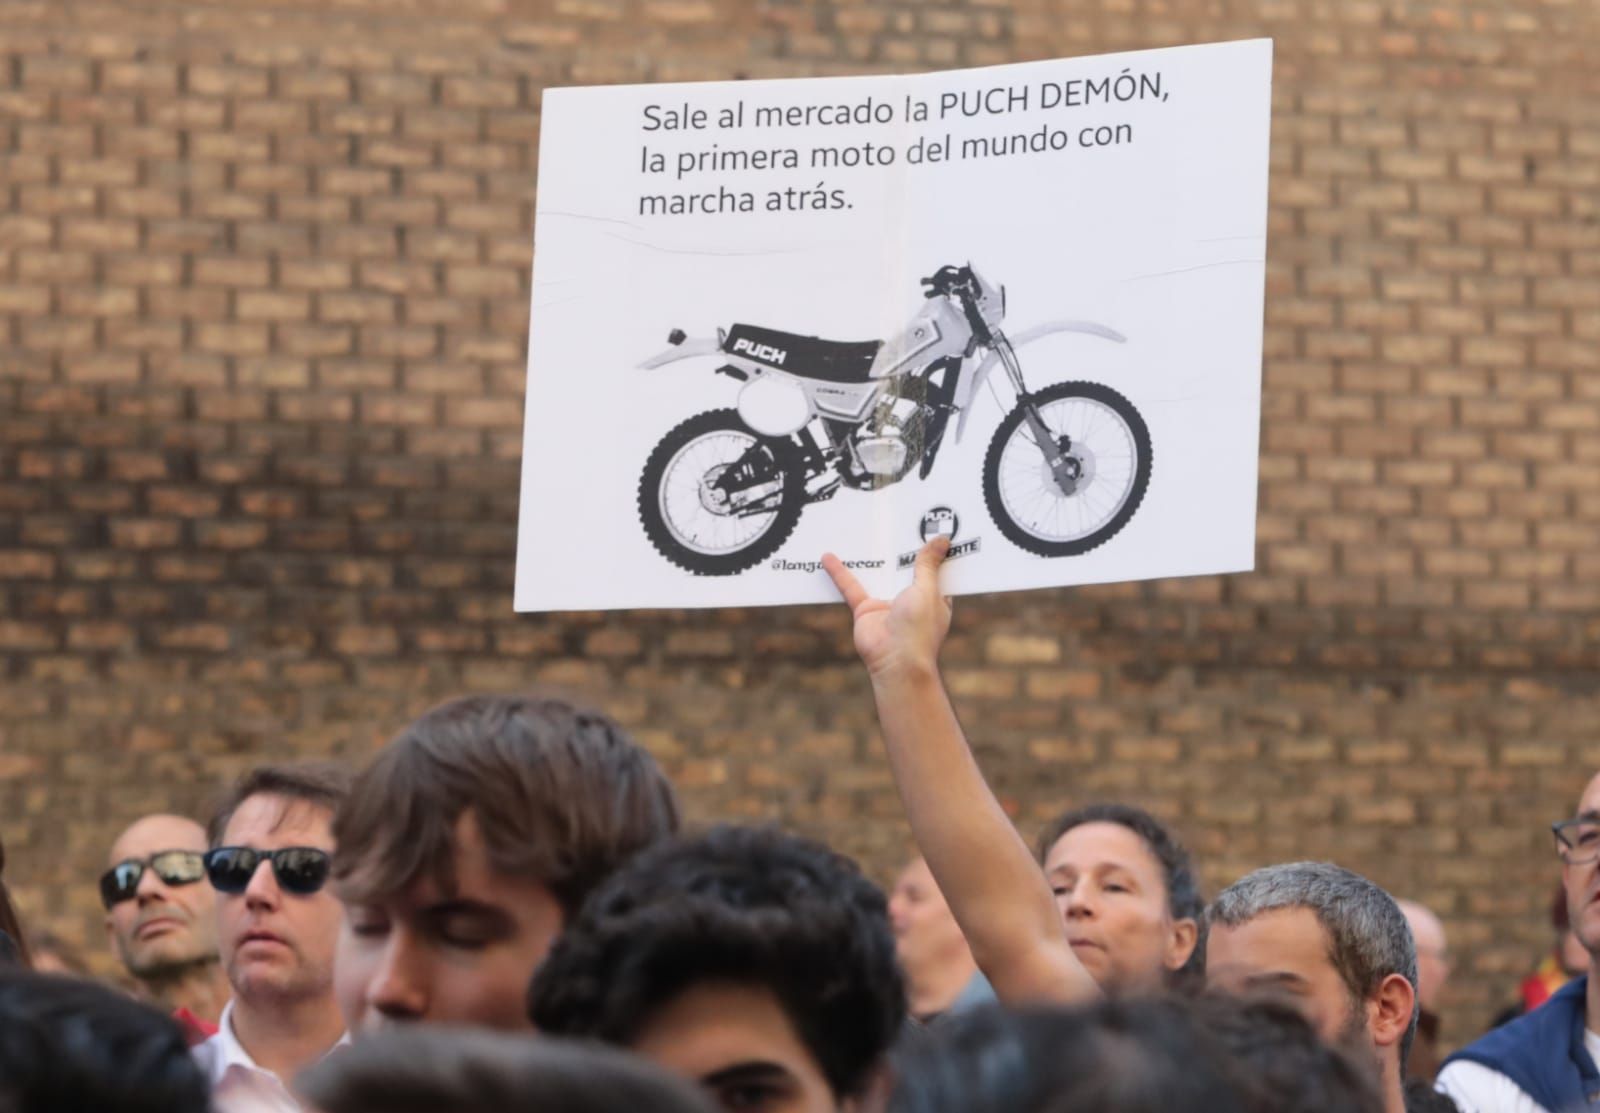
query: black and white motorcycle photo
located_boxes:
[636,263,1153,576]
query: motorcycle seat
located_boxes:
[724,324,882,384]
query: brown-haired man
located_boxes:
[330,694,679,1033]
[193,762,353,1113]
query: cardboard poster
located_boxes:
[515,39,1272,611]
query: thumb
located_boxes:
[911,535,951,594]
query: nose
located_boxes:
[243,857,281,912]
[135,863,170,905]
[1062,885,1097,920]
[366,931,429,1022]
[887,894,909,929]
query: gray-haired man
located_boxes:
[1205,862,1419,1113]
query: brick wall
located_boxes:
[1,0,1597,1045]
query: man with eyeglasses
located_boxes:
[1437,773,1600,1113]
[102,813,231,1036]
[193,763,353,1113]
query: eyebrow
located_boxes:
[1242,971,1312,992]
[420,899,514,923]
[700,1061,796,1089]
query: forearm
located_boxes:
[870,662,1098,1004]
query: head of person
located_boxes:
[1553,771,1600,964]
[0,836,30,969]
[530,824,905,1113]
[296,1027,718,1113]
[1190,992,1384,1113]
[206,763,352,1008]
[885,999,1252,1113]
[1396,900,1449,1014]
[332,694,679,1033]
[1036,802,1202,993]
[888,856,978,1020]
[1204,862,1417,1080]
[0,970,210,1113]
[102,814,218,983]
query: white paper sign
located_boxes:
[516,39,1272,612]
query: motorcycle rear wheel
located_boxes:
[982,381,1151,557]
[638,408,806,576]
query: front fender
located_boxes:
[639,335,722,369]
[954,320,1127,442]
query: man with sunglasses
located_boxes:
[193,763,352,1113]
[102,814,230,1036]
[1436,771,1600,1113]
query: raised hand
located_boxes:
[821,536,952,682]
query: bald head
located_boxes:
[1398,901,1448,1011]
[108,815,206,868]
[103,814,218,982]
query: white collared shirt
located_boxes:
[192,1001,348,1113]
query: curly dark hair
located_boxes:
[0,971,210,1113]
[886,995,1383,1113]
[528,824,905,1100]
[887,999,1251,1113]
[1190,993,1384,1113]
[1036,802,1204,988]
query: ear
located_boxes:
[1164,917,1199,971]
[1367,972,1416,1052]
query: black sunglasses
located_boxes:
[203,846,332,897]
[99,850,207,910]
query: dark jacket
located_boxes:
[1443,976,1600,1112]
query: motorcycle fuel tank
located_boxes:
[737,371,812,436]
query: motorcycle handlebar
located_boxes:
[920,264,974,297]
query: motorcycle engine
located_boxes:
[845,394,926,487]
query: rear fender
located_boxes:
[640,331,724,369]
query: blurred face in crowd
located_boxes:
[630,981,841,1113]
[888,857,975,1013]
[217,795,343,1004]
[1398,901,1449,1013]
[1043,821,1196,992]
[1206,907,1367,1048]
[104,815,219,978]
[335,810,566,1032]
[1560,772,1600,959]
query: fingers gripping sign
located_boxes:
[822,537,952,682]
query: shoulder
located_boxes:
[1435,1060,1550,1113]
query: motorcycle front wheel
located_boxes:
[637,408,806,576]
[982,381,1152,558]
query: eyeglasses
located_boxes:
[203,847,332,896]
[1552,818,1600,866]
[99,850,207,910]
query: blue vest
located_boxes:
[1443,976,1600,1111]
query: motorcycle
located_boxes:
[636,263,1152,576]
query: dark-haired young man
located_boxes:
[194,763,353,1113]
[331,694,679,1033]
[529,824,906,1113]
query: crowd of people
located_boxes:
[0,540,1594,1113]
